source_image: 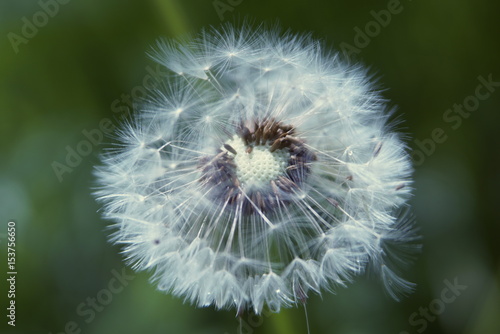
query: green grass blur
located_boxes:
[1,0,499,333]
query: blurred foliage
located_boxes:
[1,0,499,333]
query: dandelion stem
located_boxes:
[304,304,311,334]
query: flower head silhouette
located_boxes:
[95,24,419,314]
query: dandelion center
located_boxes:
[198,118,316,214]
[224,135,289,188]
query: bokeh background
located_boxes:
[1,0,499,333]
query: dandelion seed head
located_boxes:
[95,23,420,314]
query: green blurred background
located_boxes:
[1,0,499,333]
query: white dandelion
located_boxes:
[95,23,420,315]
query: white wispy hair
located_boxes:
[95,23,420,314]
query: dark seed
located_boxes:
[373,142,383,157]
[240,126,252,145]
[255,125,264,145]
[267,194,276,208]
[327,198,339,207]
[295,285,308,305]
[270,138,285,152]
[256,192,265,212]
[286,164,300,170]
[282,124,294,133]
[285,136,303,146]
[278,176,297,191]
[271,180,280,195]
[395,183,405,191]
[224,144,237,155]
[231,175,241,188]
[225,188,235,201]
